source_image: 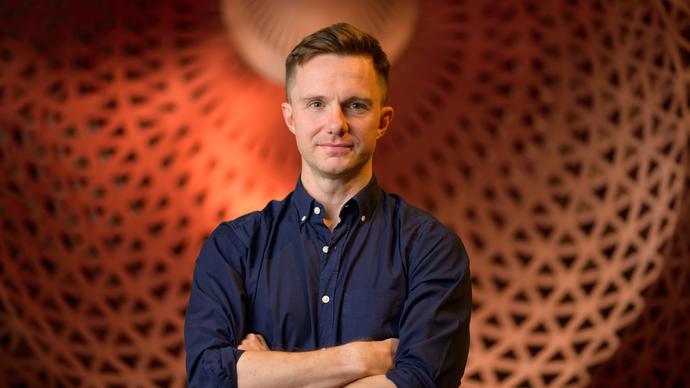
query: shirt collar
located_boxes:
[349,176,382,221]
[293,178,319,224]
[292,176,382,225]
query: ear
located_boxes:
[376,106,394,139]
[281,102,296,134]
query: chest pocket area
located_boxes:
[341,288,403,342]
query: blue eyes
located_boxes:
[307,101,368,111]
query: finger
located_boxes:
[389,338,399,354]
[239,333,269,351]
[242,334,258,346]
[240,342,259,351]
[256,334,269,348]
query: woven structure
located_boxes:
[1,1,689,387]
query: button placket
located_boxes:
[316,216,338,347]
[316,219,349,347]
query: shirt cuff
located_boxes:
[203,347,245,388]
[386,367,434,388]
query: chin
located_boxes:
[312,164,354,178]
[307,158,368,179]
[319,168,352,178]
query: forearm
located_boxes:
[343,375,396,387]
[237,344,365,388]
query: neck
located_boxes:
[300,164,372,230]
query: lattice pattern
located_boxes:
[0,1,294,386]
[587,3,690,385]
[0,1,689,387]
[380,2,689,386]
[590,164,690,387]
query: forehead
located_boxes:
[290,54,382,98]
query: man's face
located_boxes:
[281,54,393,180]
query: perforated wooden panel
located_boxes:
[0,1,689,387]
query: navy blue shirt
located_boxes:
[184,177,471,387]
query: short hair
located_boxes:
[285,22,390,102]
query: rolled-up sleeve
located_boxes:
[184,223,248,388]
[387,220,472,388]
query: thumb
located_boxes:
[389,338,399,354]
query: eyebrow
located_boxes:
[300,95,325,103]
[343,96,373,105]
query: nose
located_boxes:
[327,105,348,135]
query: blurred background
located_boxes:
[0,0,689,386]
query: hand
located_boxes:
[238,333,270,351]
[348,338,399,376]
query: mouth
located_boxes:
[319,143,352,149]
[320,143,351,147]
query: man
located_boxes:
[184,23,471,387]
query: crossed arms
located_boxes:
[184,220,471,388]
[236,333,397,387]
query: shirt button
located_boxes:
[321,295,330,304]
[361,215,366,222]
[313,207,321,215]
[301,215,307,222]
[322,245,329,253]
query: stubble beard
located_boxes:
[303,149,373,181]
